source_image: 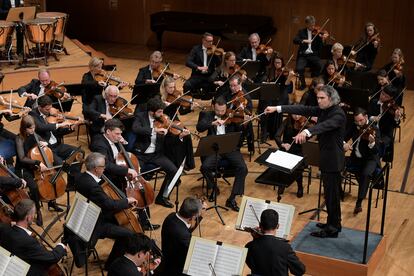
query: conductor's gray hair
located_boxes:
[320,85,341,105]
[85,152,106,171]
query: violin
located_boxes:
[337,56,366,69]
[358,124,376,141]
[206,45,225,56]
[108,97,134,119]
[368,33,381,44]
[0,161,30,207]
[46,107,83,126]
[94,69,133,89]
[383,99,401,116]
[244,226,264,239]
[166,90,194,109]
[221,109,247,125]
[229,64,247,77]
[115,143,155,209]
[29,133,67,201]
[44,81,68,99]
[329,73,352,86]
[228,90,251,115]
[0,96,31,116]
[152,64,166,80]
[154,114,200,138]
[312,26,330,39]
[100,174,143,233]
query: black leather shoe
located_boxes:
[48,201,64,212]
[353,205,363,215]
[143,224,160,231]
[310,229,339,238]
[225,199,239,212]
[208,188,220,202]
[155,197,174,208]
[297,187,304,198]
[316,223,342,232]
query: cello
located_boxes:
[29,133,67,201]
[115,143,155,209]
[100,174,144,233]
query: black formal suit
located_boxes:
[184,44,221,97]
[18,79,50,108]
[237,46,270,82]
[161,213,191,276]
[293,28,324,80]
[69,172,133,268]
[281,104,346,231]
[1,225,66,276]
[246,235,305,276]
[345,123,380,202]
[83,94,107,137]
[196,110,247,196]
[81,71,104,108]
[108,255,142,276]
[131,112,177,199]
[381,62,406,105]
[135,65,161,85]
[0,176,22,190]
[354,38,378,71]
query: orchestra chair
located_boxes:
[140,162,164,192]
[198,156,235,196]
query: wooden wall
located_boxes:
[47,0,413,88]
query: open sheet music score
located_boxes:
[235,196,295,239]
[0,246,30,276]
[183,236,247,276]
[265,150,304,172]
[66,192,101,242]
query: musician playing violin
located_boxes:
[81,57,106,108]
[351,22,379,71]
[135,51,179,85]
[300,77,325,107]
[381,48,406,103]
[66,152,137,270]
[0,199,67,276]
[343,107,380,215]
[322,60,350,88]
[161,76,200,116]
[237,33,272,83]
[245,209,305,276]
[18,69,71,109]
[108,233,161,276]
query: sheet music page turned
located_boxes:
[265,150,303,170]
[214,244,247,276]
[186,237,218,276]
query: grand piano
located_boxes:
[150,11,277,49]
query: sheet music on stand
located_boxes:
[235,196,295,239]
[265,150,304,174]
[183,236,247,276]
[164,157,186,198]
[65,192,101,242]
[0,246,30,276]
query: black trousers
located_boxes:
[295,54,323,79]
[351,158,378,202]
[201,150,247,196]
[135,151,178,198]
[321,171,342,231]
[183,74,214,98]
[15,168,41,210]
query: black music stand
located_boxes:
[336,86,370,110]
[131,83,161,112]
[254,148,304,202]
[194,132,241,225]
[236,61,261,81]
[346,70,378,92]
[298,141,327,220]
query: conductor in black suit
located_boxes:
[160,196,203,276]
[196,96,248,211]
[344,108,380,214]
[108,233,161,276]
[183,32,221,99]
[245,209,305,276]
[131,97,178,208]
[69,152,137,269]
[293,15,326,90]
[0,199,67,276]
[266,85,346,238]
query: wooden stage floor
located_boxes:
[2,41,414,275]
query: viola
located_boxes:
[94,69,133,89]
[221,109,246,125]
[166,90,193,109]
[152,64,166,80]
[154,114,200,138]
[383,99,400,116]
[29,133,67,201]
[46,107,83,126]
[100,174,143,233]
[206,45,225,56]
[44,81,68,99]
[0,162,30,207]
[108,97,134,119]
[116,143,155,209]
[228,90,251,115]
[358,124,376,141]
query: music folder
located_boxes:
[235,196,295,240]
[256,149,304,174]
[0,246,30,275]
[183,236,247,276]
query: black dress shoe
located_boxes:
[208,188,220,202]
[353,205,363,215]
[296,187,304,198]
[36,210,43,227]
[143,224,161,231]
[310,229,339,238]
[155,197,174,208]
[225,199,239,212]
[316,223,342,232]
[48,201,64,212]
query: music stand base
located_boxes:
[206,205,228,225]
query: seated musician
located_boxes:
[18,69,70,109]
[260,53,295,142]
[14,115,46,225]
[28,95,83,194]
[196,96,248,211]
[343,108,380,215]
[322,60,350,88]
[300,77,324,107]
[131,97,178,208]
[368,85,401,160]
[237,33,272,82]
[293,15,327,90]
[0,199,67,276]
[0,155,28,194]
[381,48,406,105]
[275,113,307,198]
[70,152,137,269]
[108,233,160,276]
[0,108,19,161]
[161,196,204,276]
[245,209,305,276]
[89,118,160,231]
[351,22,379,71]
[135,51,179,85]
[183,32,221,99]
[81,57,106,110]
[160,77,196,171]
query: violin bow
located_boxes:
[249,204,261,225]
[206,37,221,68]
[216,60,249,91]
[105,66,117,86]
[273,53,295,84]
[166,107,180,132]
[327,47,354,86]
[112,94,138,118]
[240,110,266,126]
[168,89,192,106]
[155,62,170,83]
[226,86,261,105]
[354,32,380,55]
[263,37,272,47]
[8,89,12,111]
[368,75,398,101]
[310,18,330,43]
[289,116,312,148]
